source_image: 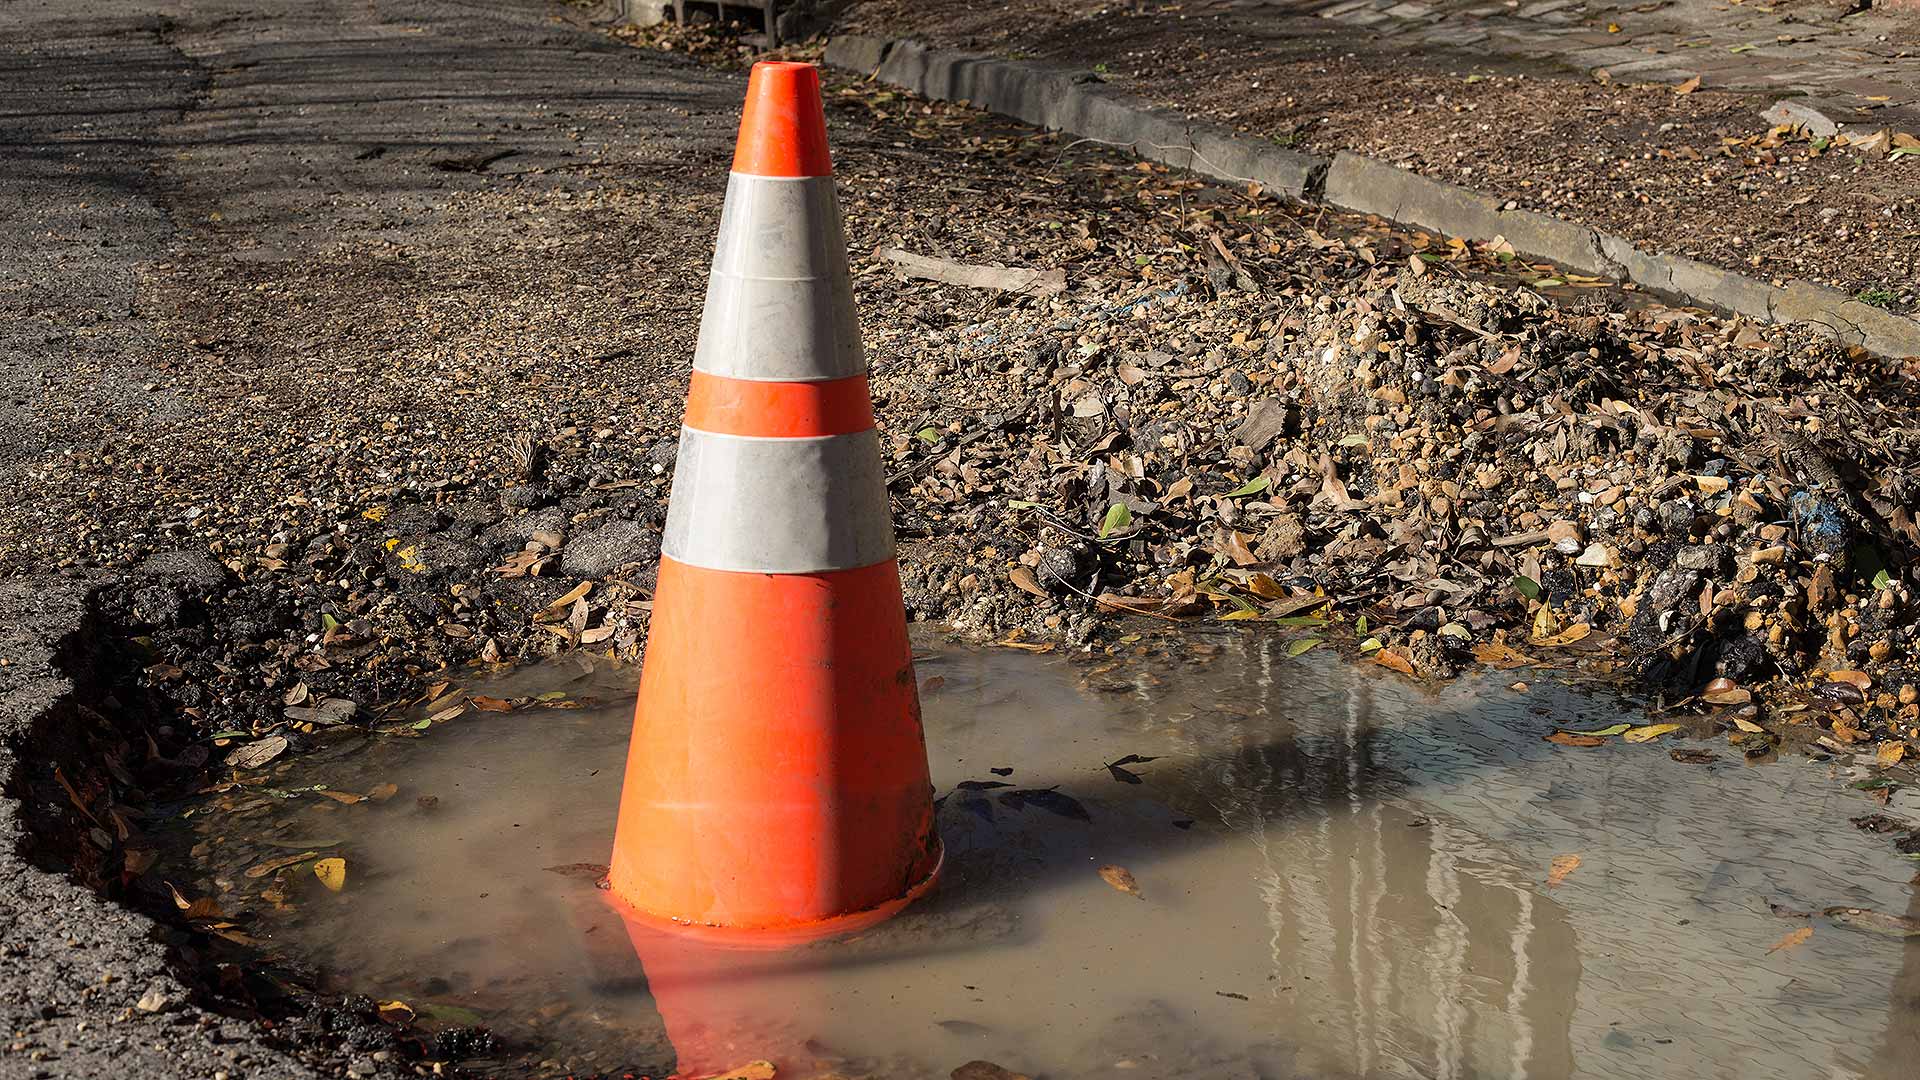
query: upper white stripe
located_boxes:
[693,173,865,383]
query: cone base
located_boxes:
[608,838,943,951]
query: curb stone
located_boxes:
[831,37,1327,201]
[823,34,1920,361]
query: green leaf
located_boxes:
[1223,475,1270,498]
[1875,568,1893,590]
[1892,146,1920,160]
[1359,637,1383,653]
[1513,575,1542,601]
[1286,638,1323,658]
[1336,433,1369,448]
[321,613,340,634]
[1099,503,1133,538]
[411,718,432,730]
[1532,278,1566,288]
[1355,614,1369,634]
[1572,723,1632,737]
[1729,42,1756,53]
[1007,499,1043,509]
[207,730,251,741]
[1268,615,1327,628]
[535,691,569,701]
[417,1003,486,1026]
[915,427,940,443]
[1852,778,1900,791]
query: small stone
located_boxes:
[1900,685,1918,707]
[134,987,170,1013]
[1255,513,1307,561]
[348,1058,376,1077]
[1547,520,1583,554]
[1675,544,1726,573]
[1474,468,1504,491]
[1694,474,1730,495]
[560,520,661,578]
[530,528,566,549]
[1574,543,1615,568]
[1750,545,1786,565]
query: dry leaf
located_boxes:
[1532,623,1593,648]
[1767,926,1813,954]
[313,857,347,892]
[226,736,290,770]
[1008,565,1050,599]
[469,696,514,712]
[1545,732,1606,748]
[377,1000,415,1024]
[1877,743,1907,765]
[245,851,318,879]
[1373,649,1416,676]
[1624,723,1681,743]
[1473,641,1535,669]
[316,789,366,804]
[366,782,400,802]
[706,1063,776,1080]
[1547,854,1581,888]
[1675,75,1701,94]
[1098,864,1144,899]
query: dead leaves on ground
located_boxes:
[1098,864,1144,899]
[1547,854,1581,888]
[1767,926,1813,954]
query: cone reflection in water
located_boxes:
[606,60,941,940]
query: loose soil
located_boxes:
[835,0,1920,307]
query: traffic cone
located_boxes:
[606,61,941,943]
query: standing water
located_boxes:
[160,630,1920,1079]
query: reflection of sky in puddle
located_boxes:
[165,631,1920,1079]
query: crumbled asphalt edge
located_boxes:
[0,579,332,1079]
[817,33,1920,362]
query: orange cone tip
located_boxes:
[606,60,940,946]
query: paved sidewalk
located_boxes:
[837,0,1920,304]
[1287,0,1920,135]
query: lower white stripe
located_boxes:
[661,427,895,574]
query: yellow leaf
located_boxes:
[314,857,347,892]
[1624,723,1681,743]
[1733,716,1766,733]
[1532,623,1593,647]
[1548,854,1581,888]
[1767,926,1812,954]
[1878,742,1907,765]
[1218,608,1262,621]
[707,1063,776,1080]
[376,1000,415,1023]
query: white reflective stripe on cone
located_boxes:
[661,427,895,574]
[693,174,864,383]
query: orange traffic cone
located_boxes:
[606,61,941,943]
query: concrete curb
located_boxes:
[823,34,1920,361]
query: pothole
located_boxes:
[154,630,1920,1079]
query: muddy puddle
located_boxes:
[159,630,1920,1079]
